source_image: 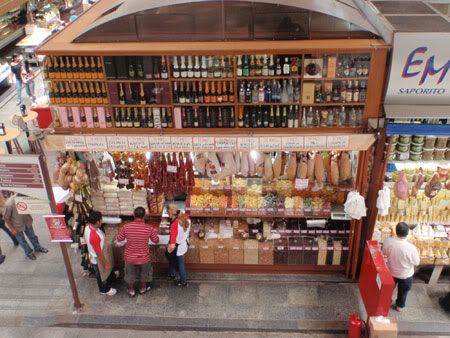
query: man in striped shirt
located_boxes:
[117,207,159,297]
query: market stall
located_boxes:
[36,0,389,277]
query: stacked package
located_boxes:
[90,185,149,216]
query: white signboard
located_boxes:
[15,196,51,215]
[171,137,193,151]
[85,136,107,150]
[215,137,237,151]
[107,136,128,150]
[259,137,282,151]
[237,137,259,151]
[193,137,215,151]
[65,135,87,150]
[149,136,172,151]
[327,135,349,149]
[282,136,304,151]
[385,32,450,105]
[127,136,149,150]
[304,136,327,149]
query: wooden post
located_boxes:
[39,155,83,311]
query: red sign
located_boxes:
[43,215,72,243]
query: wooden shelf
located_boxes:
[237,75,301,80]
[173,103,236,107]
[171,78,234,82]
[45,78,105,82]
[304,102,366,107]
[188,210,331,218]
[106,79,170,83]
[110,104,172,108]
[50,103,110,107]
[238,102,300,106]
[303,77,368,81]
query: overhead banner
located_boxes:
[385,32,450,117]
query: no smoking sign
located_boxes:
[16,202,28,212]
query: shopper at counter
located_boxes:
[3,194,48,260]
[382,222,420,312]
[9,54,24,106]
[84,211,117,296]
[117,207,159,297]
[167,204,191,287]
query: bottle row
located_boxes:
[104,56,169,80]
[44,56,104,80]
[238,105,299,129]
[48,81,108,105]
[114,107,172,129]
[313,80,367,104]
[173,81,235,104]
[56,106,112,129]
[238,79,300,104]
[181,107,235,128]
[109,82,171,105]
[303,54,370,79]
[301,106,363,128]
[172,55,234,79]
[237,55,299,77]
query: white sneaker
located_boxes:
[395,305,404,312]
[101,288,117,296]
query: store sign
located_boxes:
[282,136,304,150]
[127,136,149,150]
[15,196,51,215]
[149,136,172,151]
[259,137,282,151]
[193,137,215,151]
[0,155,48,200]
[171,137,193,150]
[304,136,327,149]
[237,137,259,151]
[215,137,237,151]
[327,135,349,149]
[43,215,72,243]
[107,136,128,150]
[385,32,450,105]
[85,136,107,150]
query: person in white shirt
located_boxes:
[382,222,420,312]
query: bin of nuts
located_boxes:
[214,239,229,264]
[228,239,244,264]
[258,241,274,265]
[199,240,215,264]
[244,239,259,264]
[184,238,200,264]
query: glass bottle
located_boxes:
[275,57,282,76]
[214,57,221,78]
[275,106,281,127]
[148,108,154,128]
[207,56,214,78]
[237,55,243,77]
[139,83,146,105]
[180,56,187,78]
[320,109,328,127]
[283,57,290,75]
[265,81,272,103]
[210,81,217,103]
[287,106,294,128]
[128,63,135,78]
[243,55,249,77]
[348,107,356,127]
[239,82,246,103]
[339,106,347,126]
[201,56,208,78]
[238,107,244,127]
[161,57,168,79]
[293,106,299,128]
[252,82,259,103]
[217,81,222,103]
[332,84,340,102]
[187,56,194,78]
[258,81,265,103]
[119,83,125,105]
[346,81,353,103]
[269,106,275,127]
[293,79,300,102]
[359,81,367,102]
[179,82,186,104]
[255,56,262,76]
[281,80,289,103]
[355,107,363,127]
[262,55,269,76]
[249,55,256,76]
[268,55,275,76]
[221,56,227,78]
[327,108,335,127]
[306,107,313,127]
[245,82,252,103]
[352,80,359,102]
[287,79,294,102]
[114,108,121,128]
[172,56,180,78]
[194,56,201,78]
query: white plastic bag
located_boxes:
[376,186,391,216]
[344,191,367,220]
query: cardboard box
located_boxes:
[368,316,398,338]
[302,82,315,104]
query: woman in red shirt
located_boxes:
[167,204,190,287]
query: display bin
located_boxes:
[214,239,229,264]
[303,237,318,265]
[185,239,200,264]
[326,238,334,265]
[244,239,259,264]
[258,241,274,265]
[199,240,215,264]
[274,238,289,265]
[228,239,244,264]
[288,237,303,265]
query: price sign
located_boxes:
[327,135,349,149]
[65,135,87,150]
[295,178,309,190]
[135,179,145,186]
[171,137,193,151]
[193,137,215,151]
[85,136,107,150]
[127,136,149,150]
[118,178,129,185]
[167,165,177,173]
[215,137,237,151]
[149,136,172,151]
[282,136,304,151]
[259,137,282,151]
[107,136,128,150]
[237,137,259,151]
[304,136,327,149]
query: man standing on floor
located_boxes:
[382,222,420,312]
[117,207,159,297]
[84,211,117,296]
[3,193,48,260]
[0,191,19,247]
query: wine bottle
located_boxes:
[59,57,66,78]
[352,80,359,102]
[173,56,180,78]
[65,57,73,79]
[148,108,154,128]
[78,57,85,79]
[95,82,102,104]
[306,107,313,127]
[226,56,233,78]
[45,57,51,79]
[201,56,208,78]
[222,81,228,103]
[262,55,269,76]
[213,57,221,78]
[160,57,168,79]
[185,81,191,104]
[293,106,299,128]
[205,107,211,128]
[96,57,103,79]
[221,56,227,78]
[198,81,204,103]
[239,83,245,103]
[194,56,201,78]
[114,108,121,127]
[192,82,198,104]
[53,57,61,79]
[346,81,353,103]
[339,106,346,126]
[217,81,222,103]
[48,82,54,103]
[72,57,79,79]
[101,83,108,104]
[140,83,146,104]
[68,109,74,127]
[59,82,67,104]
[90,57,97,79]
[204,81,210,104]
[65,82,72,104]
[80,109,87,128]
[237,55,243,77]
[275,57,282,76]
[281,106,287,128]
[119,83,125,105]
[269,55,275,76]
[255,56,262,76]
[77,82,85,104]
[245,83,252,103]
[238,107,244,127]
[287,106,294,128]
[187,56,194,78]
[89,82,96,104]
[249,55,255,76]
[82,82,89,104]
[167,109,173,128]
[258,82,265,103]
[180,56,187,78]
[84,57,92,79]
[229,81,235,102]
[242,55,249,77]
[133,107,140,128]
[128,62,135,79]
[229,107,235,128]
[179,82,185,104]
[210,81,217,103]
[193,107,199,128]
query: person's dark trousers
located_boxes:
[0,218,19,245]
[92,264,116,293]
[15,226,43,257]
[394,276,413,308]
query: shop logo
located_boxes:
[401,46,450,85]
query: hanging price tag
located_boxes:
[282,136,304,151]
[118,178,129,185]
[127,136,149,150]
[74,193,83,202]
[237,137,259,151]
[85,136,107,150]
[167,165,177,173]
[215,137,237,151]
[304,136,327,149]
[65,135,87,150]
[295,178,309,190]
